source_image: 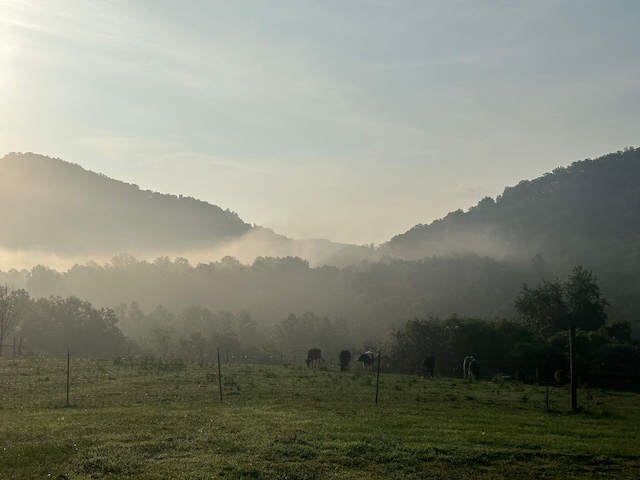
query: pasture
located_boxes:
[0,357,639,479]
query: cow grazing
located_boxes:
[339,350,352,371]
[305,348,322,368]
[423,356,435,378]
[468,357,479,379]
[357,351,375,371]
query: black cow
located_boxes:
[357,351,375,371]
[339,350,352,371]
[305,348,322,368]
[468,357,479,379]
[423,356,435,378]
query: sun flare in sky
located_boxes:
[1,0,639,245]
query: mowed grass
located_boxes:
[0,358,639,479]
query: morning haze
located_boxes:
[1,148,639,345]
[1,1,638,245]
[1,2,640,477]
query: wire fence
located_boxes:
[0,354,376,410]
[1,352,638,412]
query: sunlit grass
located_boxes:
[0,358,639,479]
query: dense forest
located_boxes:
[2,252,533,339]
[0,148,639,383]
[0,266,637,385]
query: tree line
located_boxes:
[0,289,125,357]
[1,266,637,389]
[4,251,638,340]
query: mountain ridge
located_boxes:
[2,147,640,337]
[1,147,638,273]
[0,152,251,250]
[376,146,640,270]
[0,152,350,268]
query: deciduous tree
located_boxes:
[515,266,608,336]
[515,266,608,410]
[0,284,24,355]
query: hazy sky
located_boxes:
[1,1,638,245]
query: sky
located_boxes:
[0,1,638,245]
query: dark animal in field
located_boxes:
[357,351,375,371]
[423,356,435,378]
[339,350,352,371]
[554,369,569,386]
[305,348,322,368]
[463,356,478,379]
[468,358,479,379]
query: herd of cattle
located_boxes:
[305,348,471,378]
[305,349,459,377]
[305,349,571,386]
[305,348,468,377]
[305,348,376,371]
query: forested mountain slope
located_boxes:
[0,152,251,253]
[4,149,637,272]
[1,148,639,348]
[0,152,348,266]
[380,147,640,274]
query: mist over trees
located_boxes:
[0,152,347,267]
[0,255,637,372]
[2,264,637,385]
[381,148,640,269]
[2,148,639,275]
[3,253,538,337]
[0,148,639,383]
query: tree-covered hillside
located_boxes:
[0,152,251,253]
[0,147,639,372]
[2,261,637,384]
[382,147,640,272]
[0,147,639,358]
[0,152,350,267]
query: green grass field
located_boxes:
[1,357,639,479]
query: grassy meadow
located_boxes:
[0,357,639,479]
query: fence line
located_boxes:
[0,353,637,411]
